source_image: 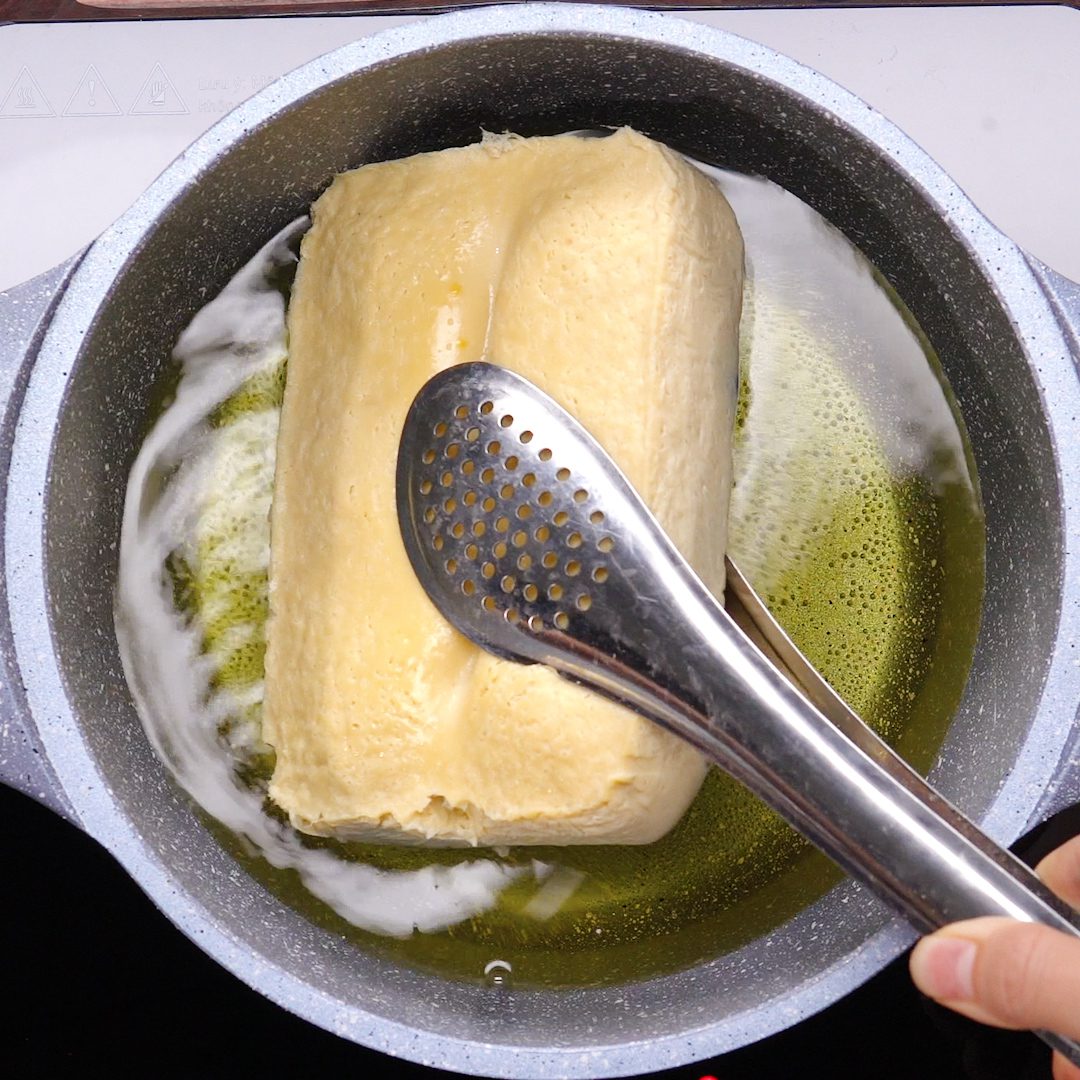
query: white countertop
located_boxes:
[1,4,1078,291]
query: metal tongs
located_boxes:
[396,361,1080,1066]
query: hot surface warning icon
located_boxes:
[130,63,187,116]
[0,67,55,119]
[63,64,121,117]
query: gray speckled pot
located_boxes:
[1,6,1078,1078]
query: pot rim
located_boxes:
[5,5,1080,1077]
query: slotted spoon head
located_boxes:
[396,361,683,672]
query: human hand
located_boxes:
[910,833,1080,1080]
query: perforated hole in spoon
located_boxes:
[410,393,616,635]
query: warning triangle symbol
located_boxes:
[0,66,55,119]
[63,64,121,117]
[130,63,187,116]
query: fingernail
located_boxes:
[913,936,977,1001]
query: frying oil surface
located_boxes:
[116,162,984,989]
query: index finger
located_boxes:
[1036,832,1080,911]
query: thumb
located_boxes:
[910,917,1080,1037]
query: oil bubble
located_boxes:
[483,959,513,988]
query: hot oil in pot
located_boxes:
[116,166,984,989]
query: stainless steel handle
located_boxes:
[0,257,83,826]
[596,545,1079,932]
[550,518,1080,1065]
[725,559,1080,1065]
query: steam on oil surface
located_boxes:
[116,163,984,988]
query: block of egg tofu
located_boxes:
[263,128,744,846]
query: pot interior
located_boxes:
[37,21,1063,1065]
